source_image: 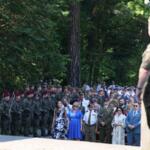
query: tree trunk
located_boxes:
[68,0,80,87]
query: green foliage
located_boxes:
[80,0,149,85]
[0,0,149,90]
[0,0,69,90]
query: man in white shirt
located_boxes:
[83,103,98,142]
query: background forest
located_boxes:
[0,0,150,91]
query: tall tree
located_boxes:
[68,0,80,87]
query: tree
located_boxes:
[68,0,80,87]
[0,0,69,91]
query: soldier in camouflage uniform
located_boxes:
[0,91,12,135]
[21,90,33,136]
[32,93,42,137]
[0,98,3,134]
[97,101,114,143]
[11,91,22,135]
[40,91,51,136]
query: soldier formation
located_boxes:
[0,81,141,146]
[0,82,56,137]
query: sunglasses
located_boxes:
[73,105,78,108]
[133,105,138,107]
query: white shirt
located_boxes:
[82,98,90,111]
[83,110,98,125]
[85,84,91,91]
[112,114,126,128]
[65,104,72,114]
[96,84,101,92]
[107,90,111,97]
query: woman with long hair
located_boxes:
[51,100,67,139]
[111,107,126,145]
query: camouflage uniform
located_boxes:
[32,96,42,137]
[97,106,114,143]
[0,101,3,133]
[40,97,51,136]
[11,99,22,135]
[21,98,33,136]
[49,97,56,133]
[0,100,11,135]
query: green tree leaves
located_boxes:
[0,0,149,90]
[0,0,69,90]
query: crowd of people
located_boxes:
[0,81,141,146]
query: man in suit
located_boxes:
[126,102,141,146]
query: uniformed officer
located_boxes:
[83,103,98,142]
[21,90,33,136]
[0,101,2,133]
[40,90,51,136]
[11,91,22,135]
[32,93,42,137]
[0,91,12,135]
[97,101,114,143]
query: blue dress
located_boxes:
[67,110,83,140]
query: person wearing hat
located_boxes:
[83,103,98,142]
[11,91,22,135]
[40,90,51,136]
[32,93,42,137]
[126,102,141,146]
[0,90,11,135]
[21,90,34,136]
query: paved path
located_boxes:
[0,135,140,150]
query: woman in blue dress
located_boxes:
[67,101,83,140]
